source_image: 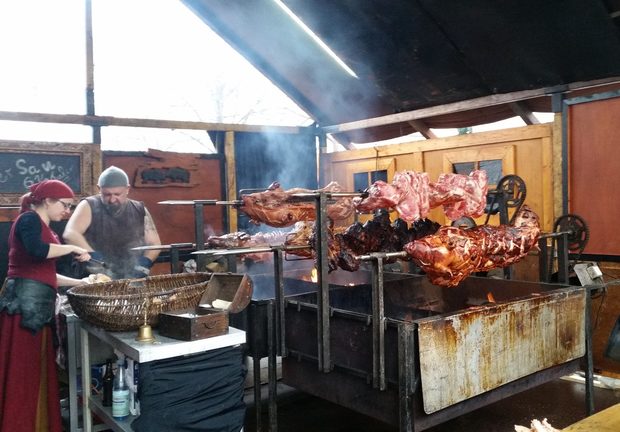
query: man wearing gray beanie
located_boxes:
[63,166,161,279]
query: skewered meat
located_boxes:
[239,181,354,227]
[353,170,488,222]
[310,211,440,272]
[206,222,313,261]
[206,230,288,249]
[284,221,315,258]
[429,169,488,220]
[403,205,540,287]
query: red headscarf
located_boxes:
[20,179,75,213]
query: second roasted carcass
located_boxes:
[403,205,541,287]
[206,222,313,261]
[353,170,488,222]
[239,181,354,227]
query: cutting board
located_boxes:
[562,403,620,431]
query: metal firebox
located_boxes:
[281,273,588,431]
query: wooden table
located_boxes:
[562,403,620,431]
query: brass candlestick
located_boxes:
[135,298,155,343]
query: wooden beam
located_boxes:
[408,119,437,139]
[509,102,540,125]
[322,77,620,134]
[0,111,304,134]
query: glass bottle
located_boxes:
[102,358,114,407]
[112,359,130,419]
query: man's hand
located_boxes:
[132,256,153,278]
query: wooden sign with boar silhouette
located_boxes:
[132,149,202,189]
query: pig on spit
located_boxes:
[403,205,540,287]
[239,181,354,228]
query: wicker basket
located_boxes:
[66,273,211,331]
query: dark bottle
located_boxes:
[102,358,114,407]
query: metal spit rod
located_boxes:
[191,244,309,256]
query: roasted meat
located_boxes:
[205,222,312,261]
[310,211,440,272]
[403,205,540,287]
[353,170,488,222]
[239,181,354,227]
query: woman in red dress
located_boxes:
[0,180,91,432]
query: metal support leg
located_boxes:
[398,324,416,432]
[371,256,386,390]
[557,233,570,284]
[316,193,331,373]
[193,203,206,270]
[585,287,595,415]
[267,301,278,432]
[273,248,286,356]
[251,303,264,432]
[538,238,550,283]
[170,246,180,273]
[80,325,93,432]
[66,316,80,432]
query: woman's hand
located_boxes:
[72,247,91,262]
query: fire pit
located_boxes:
[282,275,587,431]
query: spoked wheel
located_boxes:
[496,174,527,208]
[554,214,589,255]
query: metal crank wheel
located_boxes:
[496,174,527,208]
[553,214,589,255]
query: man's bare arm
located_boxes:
[63,200,95,251]
[143,208,162,262]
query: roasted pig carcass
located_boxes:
[310,211,440,272]
[206,222,312,261]
[353,170,488,222]
[239,181,354,227]
[206,230,288,249]
[403,205,540,287]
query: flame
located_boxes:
[310,268,318,283]
[487,292,496,303]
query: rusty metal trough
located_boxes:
[281,273,589,431]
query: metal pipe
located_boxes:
[267,301,278,431]
[585,286,595,415]
[193,202,206,270]
[251,303,264,432]
[316,192,331,373]
[398,324,416,432]
[273,248,286,356]
[371,256,386,390]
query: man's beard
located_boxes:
[103,201,126,217]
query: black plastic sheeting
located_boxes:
[132,345,246,432]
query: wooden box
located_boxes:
[158,306,229,341]
[157,273,253,341]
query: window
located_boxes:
[354,169,387,191]
[453,159,502,185]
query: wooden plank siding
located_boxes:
[323,124,556,231]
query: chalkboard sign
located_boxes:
[0,152,81,193]
[0,141,101,206]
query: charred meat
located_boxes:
[311,211,440,272]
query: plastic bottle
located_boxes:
[112,359,130,419]
[102,358,114,407]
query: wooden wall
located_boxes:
[323,124,556,231]
[103,150,225,275]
